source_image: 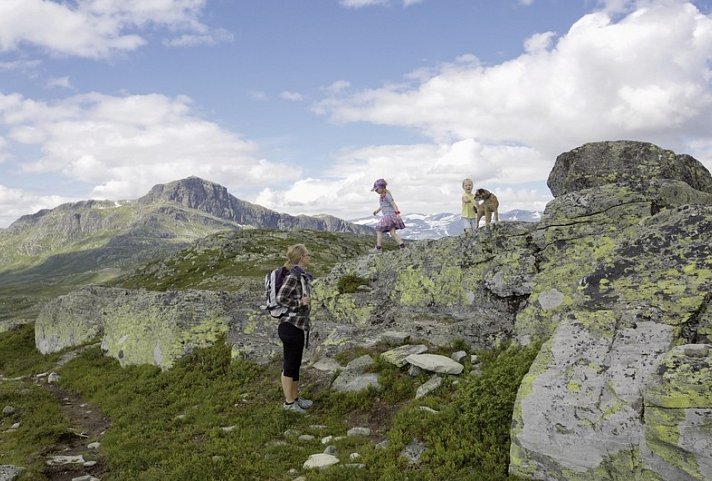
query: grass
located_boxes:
[0,324,62,377]
[110,229,378,292]
[0,324,71,479]
[0,327,537,481]
[0,381,70,471]
[0,317,537,481]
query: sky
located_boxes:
[1,0,712,228]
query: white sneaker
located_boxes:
[295,398,313,409]
[282,402,306,414]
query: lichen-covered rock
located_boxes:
[579,204,712,338]
[515,183,712,344]
[514,184,653,344]
[642,345,712,481]
[36,287,243,369]
[510,205,712,481]
[100,290,232,368]
[311,221,537,351]
[548,141,712,198]
[35,285,121,354]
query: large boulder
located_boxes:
[509,204,712,481]
[515,180,712,344]
[548,141,712,198]
[36,287,248,369]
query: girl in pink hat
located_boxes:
[371,178,406,251]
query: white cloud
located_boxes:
[340,0,390,8]
[46,76,72,89]
[316,1,712,168]
[249,90,269,101]
[339,0,423,8]
[0,0,224,58]
[163,28,234,47]
[524,31,556,53]
[0,92,300,203]
[0,59,42,75]
[0,136,8,162]
[0,184,75,228]
[280,91,304,102]
[256,140,552,219]
[261,0,711,221]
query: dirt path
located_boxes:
[38,347,111,481]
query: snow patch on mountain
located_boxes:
[351,210,542,240]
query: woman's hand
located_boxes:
[373,209,379,216]
[301,295,310,306]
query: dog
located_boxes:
[474,188,499,227]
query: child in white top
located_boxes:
[461,178,478,233]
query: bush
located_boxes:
[337,275,370,294]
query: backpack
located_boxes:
[260,267,307,319]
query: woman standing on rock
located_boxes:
[276,243,313,414]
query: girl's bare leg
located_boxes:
[390,228,403,245]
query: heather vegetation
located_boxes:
[0,322,536,481]
[109,229,380,292]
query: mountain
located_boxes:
[138,177,373,234]
[351,210,542,240]
[0,177,374,319]
[0,177,372,273]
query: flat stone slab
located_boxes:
[331,373,380,393]
[0,465,23,481]
[46,455,85,466]
[416,375,442,399]
[311,357,342,373]
[381,345,428,367]
[405,354,464,375]
[303,453,340,470]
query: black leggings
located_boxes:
[278,322,304,381]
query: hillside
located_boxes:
[108,228,383,292]
[0,177,374,322]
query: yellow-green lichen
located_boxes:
[644,406,703,480]
[559,448,664,481]
[102,303,228,369]
[392,265,464,306]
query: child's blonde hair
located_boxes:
[462,178,473,189]
[285,244,309,268]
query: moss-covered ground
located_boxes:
[0,324,536,481]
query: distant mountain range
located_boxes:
[0,175,541,291]
[0,177,373,287]
[352,210,542,240]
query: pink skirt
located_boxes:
[376,214,406,232]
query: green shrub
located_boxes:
[0,381,69,479]
[34,335,540,481]
[310,342,540,481]
[336,275,370,294]
[0,323,61,377]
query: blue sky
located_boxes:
[1,0,712,228]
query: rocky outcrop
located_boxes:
[311,220,537,352]
[547,141,712,197]
[509,143,712,481]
